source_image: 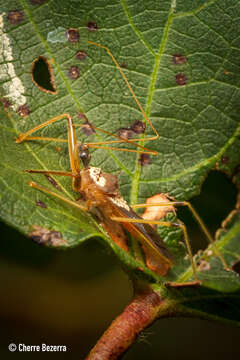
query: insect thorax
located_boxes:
[81,167,120,197]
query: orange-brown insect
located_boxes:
[16,113,174,276]
[16,42,228,282]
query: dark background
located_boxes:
[0,170,239,359]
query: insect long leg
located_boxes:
[111,216,197,280]
[131,201,229,270]
[87,41,159,143]
[22,135,157,155]
[16,113,80,176]
[16,113,82,191]
[16,120,158,155]
[24,170,74,177]
[29,181,88,212]
[16,113,71,144]
[75,124,158,155]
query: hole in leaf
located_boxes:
[31,56,57,94]
[177,170,237,252]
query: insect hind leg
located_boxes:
[111,216,198,280]
[132,200,229,271]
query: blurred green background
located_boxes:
[0,170,240,359]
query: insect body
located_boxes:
[18,115,174,277]
[73,154,174,276]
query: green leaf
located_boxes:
[160,278,240,327]
[1,0,240,303]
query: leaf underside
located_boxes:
[1,0,240,324]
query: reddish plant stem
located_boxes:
[85,285,166,360]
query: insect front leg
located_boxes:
[29,181,88,212]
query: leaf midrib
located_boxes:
[122,0,175,205]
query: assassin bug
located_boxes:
[16,113,175,277]
[16,42,229,282]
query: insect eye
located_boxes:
[81,150,88,159]
[79,144,91,168]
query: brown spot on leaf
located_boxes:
[36,200,47,208]
[142,194,175,223]
[121,63,127,69]
[224,69,230,75]
[175,73,187,86]
[29,225,67,247]
[172,54,187,65]
[76,50,87,60]
[17,104,31,117]
[138,154,152,167]
[81,119,96,136]
[117,128,135,140]
[67,28,80,43]
[130,120,146,134]
[45,174,62,191]
[31,56,57,94]
[116,120,146,140]
[1,97,12,109]
[78,113,96,136]
[87,21,98,31]
[68,66,80,79]
[77,112,87,121]
[221,155,229,164]
[7,10,24,25]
